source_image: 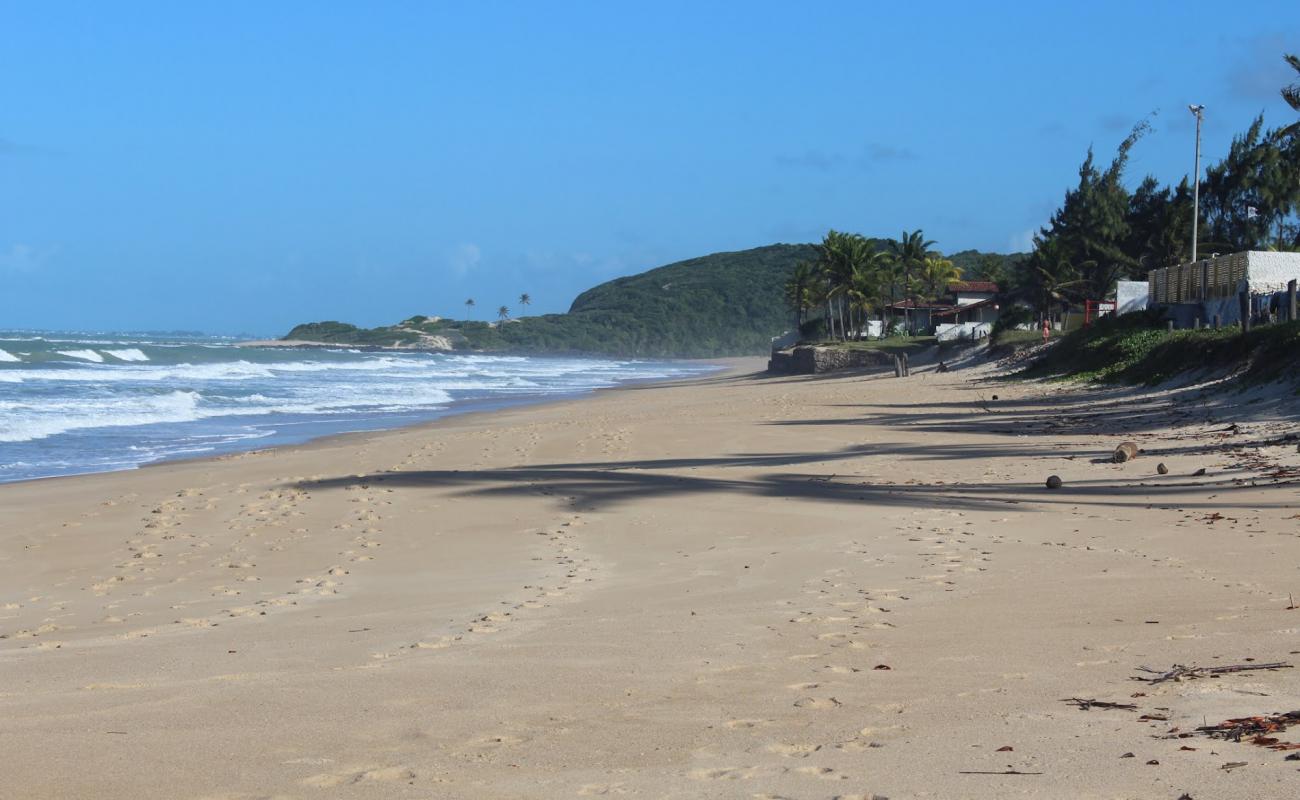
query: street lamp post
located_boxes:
[1188,104,1204,263]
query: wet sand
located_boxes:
[4,355,1300,798]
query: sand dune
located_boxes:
[3,356,1300,798]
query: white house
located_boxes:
[949,281,999,306]
[1148,251,1300,326]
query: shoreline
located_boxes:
[4,358,1300,798]
[0,357,739,488]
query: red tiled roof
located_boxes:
[933,297,999,317]
[949,281,999,294]
[886,299,956,310]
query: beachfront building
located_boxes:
[886,281,1002,340]
[1147,251,1300,327]
[949,280,999,306]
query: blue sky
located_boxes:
[2,2,1298,335]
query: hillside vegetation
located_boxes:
[288,244,819,357]
[283,241,1021,358]
[1019,311,1300,385]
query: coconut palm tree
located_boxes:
[518,293,531,308]
[853,249,895,337]
[464,298,475,318]
[889,230,937,333]
[497,305,510,321]
[784,260,817,328]
[1282,53,1300,138]
[818,230,881,339]
[918,256,962,304]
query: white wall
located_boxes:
[936,322,991,342]
[1116,281,1148,314]
[1246,251,1300,294]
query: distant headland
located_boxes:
[270,242,1018,359]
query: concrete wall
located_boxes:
[768,345,896,375]
[770,329,800,351]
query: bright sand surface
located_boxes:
[4,356,1300,798]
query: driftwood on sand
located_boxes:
[1133,662,1293,684]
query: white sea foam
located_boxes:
[0,382,457,443]
[57,349,105,362]
[0,391,203,442]
[0,342,710,482]
[104,348,150,362]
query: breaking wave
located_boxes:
[57,349,105,362]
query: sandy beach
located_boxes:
[4,356,1300,799]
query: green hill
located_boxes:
[286,243,817,358]
[282,241,1018,358]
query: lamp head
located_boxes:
[1188,104,1204,114]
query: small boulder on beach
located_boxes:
[1046,475,1063,489]
[1113,442,1139,463]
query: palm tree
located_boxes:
[784,260,816,328]
[818,230,875,340]
[518,293,531,309]
[1282,53,1300,138]
[889,230,938,334]
[464,298,475,318]
[918,256,962,305]
[1027,237,1085,320]
[497,305,510,321]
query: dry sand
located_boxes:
[3,355,1300,798]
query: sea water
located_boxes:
[0,331,710,483]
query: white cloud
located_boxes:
[0,243,56,273]
[447,242,481,275]
[1007,228,1036,254]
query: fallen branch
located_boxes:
[1062,697,1138,711]
[1133,662,1293,683]
[958,770,1043,775]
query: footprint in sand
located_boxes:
[794,765,846,780]
[688,767,754,781]
[766,742,822,758]
[723,719,772,730]
[467,733,529,748]
[793,696,842,710]
[301,765,416,787]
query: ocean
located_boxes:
[0,331,711,483]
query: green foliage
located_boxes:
[1284,53,1300,138]
[285,321,419,346]
[991,306,1034,335]
[1011,68,1300,315]
[950,250,1025,284]
[286,244,823,357]
[1125,175,1193,271]
[1020,311,1300,385]
[1202,115,1300,252]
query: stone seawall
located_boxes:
[768,345,896,375]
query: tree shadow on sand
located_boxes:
[295,453,1298,514]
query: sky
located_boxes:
[2,2,1299,335]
